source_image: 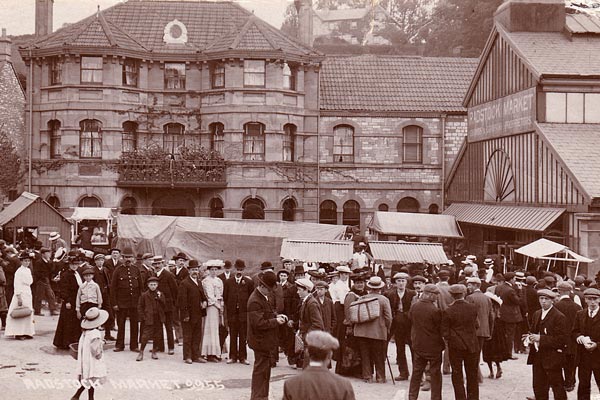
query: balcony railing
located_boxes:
[116,159,226,188]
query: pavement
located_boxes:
[1,313,599,400]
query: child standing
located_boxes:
[76,266,103,320]
[137,276,165,361]
[72,307,108,400]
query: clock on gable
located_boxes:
[164,19,188,44]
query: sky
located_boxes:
[1,0,292,36]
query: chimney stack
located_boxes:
[0,29,11,64]
[494,0,565,33]
[35,0,54,37]
[295,0,314,47]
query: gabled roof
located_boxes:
[25,1,319,58]
[537,122,600,199]
[0,192,71,227]
[320,55,478,113]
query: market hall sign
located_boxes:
[468,87,536,142]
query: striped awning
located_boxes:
[443,203,565,232]
[280,239,354,263]
[369,241,449,264]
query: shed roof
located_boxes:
[369,241,449,264]
[320,55,478,113]
[70,207,114,221]
[0,192,70,227]
[368,211,463,239]
[280,239,354,263]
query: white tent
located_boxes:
[515,238,594,276]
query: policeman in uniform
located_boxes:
[110,247,143,352]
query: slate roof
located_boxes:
[320,55,478,113]
[537,123,600,199]
[26,1,319,58]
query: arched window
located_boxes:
[343,200,361,228]
[403,125,423,163]
[120,197,137,215]
[243,122,265,161]
[79,196,101,208]
[163,123,185,155]
[242,198,265,220]
[378,203,389,212]
[79,119,102,159]
[282,198,296,222]
[122,121,137,153]
[319,200,337,225]
[209,122,224,154]
[48,120,61,159]
[397,197,420,213]
[210,197,224,218]
[428,204,439,214]
[333,125,354,163]
[47,195,60,209]
[283,62,296,90]
[283,124,296,162]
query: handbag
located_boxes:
[10,305,33,319]
[349,296,380,324]
[294,332,304,354]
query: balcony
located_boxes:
[116,159,226,188]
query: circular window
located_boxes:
[170,24,182,39]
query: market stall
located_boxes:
[368,211,463,240]
[70,207,114,250]
[515,238,594,278]
[279,239,354,264]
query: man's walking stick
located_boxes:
[386,354,396,385]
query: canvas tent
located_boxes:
[515,238,594,277]
[116,215,347,275]
[369,241,449,265]
[280,239,354,263]
[368,211,463,239]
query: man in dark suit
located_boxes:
[573,287,600,400]
[153,256,178,354]
[138,253,156,289]
[173,253,190,345]
[496,272,523,359]
[408,284,444,400]
[33,247,58,316]
[385,272,416,381]
[526,289,568,400]
[110,247,143,352]
[247,271,287,400]
[280,268,299,366]
[218,260,234,353]
[283,330,355,400]
[554,281,583,392]
[93,253,115,341]
[466,277,494,383]
[525,276,541,327]
[106,248,122,274]
[314,281,336,335]
[223,260,254,364]
[294,278,324,368]
[442,284,480,400]
[177,261,207,364]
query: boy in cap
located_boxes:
[137,277,166,361]
[526,289,568,400]
[314,281,336,337]
[282,330,355,400]
[572,288,600,399]
[76,266,103,319]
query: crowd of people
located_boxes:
[1,236,600,400]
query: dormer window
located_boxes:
[163,19,188,44]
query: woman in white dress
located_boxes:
[201,260,224,362]
[4,252,35,339]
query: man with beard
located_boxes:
[93,253,114,341]
[153,256,178,355]
[177,261,208,364]
[386,272,415,381]
[110,247,143,352]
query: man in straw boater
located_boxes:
[572,287,600,399]
[525,288,568,400]
[248,270,288,400]
[177,259,207,364]
[282,330,355,400]
[408,283,444,400]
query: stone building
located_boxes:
[444,0,600,276]
[20,0,476,231]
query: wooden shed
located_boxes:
[0,192,72,247]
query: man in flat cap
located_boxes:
[385,272,416,381]
[409,284,444,400]
[435,269,453,374]
[572,288,600,399]
[526,289,568,400]
[554,281,582,392]
[442,284,480,400]
[293,278,324,369]
[496,272,523,360]
[139,253,156,289]
[283,330,355,400]
[314,281,336,337]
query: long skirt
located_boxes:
[4,291,35,337]
[336,334,362,377]
[201,305,221,356]
[483,319,510,363]
[53,302,81,349]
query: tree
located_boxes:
[0,130,22,196]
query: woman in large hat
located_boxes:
[202,260,225,362]
[71,307,109,400]
[54,251,84,349]
[4,251,35,339]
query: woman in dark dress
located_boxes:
[335,274,367,377]
[53,252,82,349]
[482,291,509,379]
